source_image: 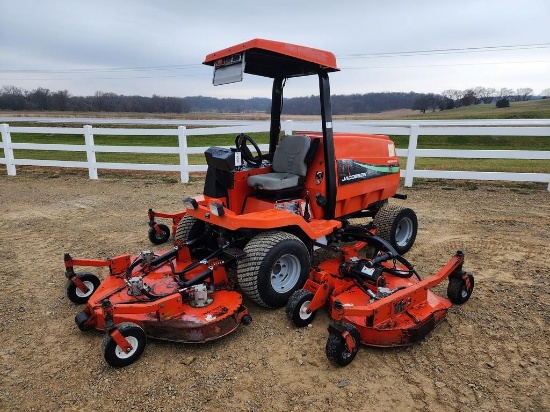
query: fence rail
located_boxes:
[1,119,549,190]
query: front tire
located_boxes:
[102,322,146,367]
[373,204,418,254]
[174,215,215,259]
[238,231,310,308]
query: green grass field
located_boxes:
[404,98,550,120]
[1,100,549,174]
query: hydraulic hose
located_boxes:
[340,226,421,279]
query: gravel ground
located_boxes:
[0,170,548,412]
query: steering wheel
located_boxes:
[235,133,263,167]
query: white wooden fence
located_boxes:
[0,119,549,190]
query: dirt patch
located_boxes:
[0,172,548,411]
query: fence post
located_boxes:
[0,123,16,176]
[83,125,98,179]
[284,120,293,135]
[178,126,189,183]
[404,124,419,187]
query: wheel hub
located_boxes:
[114,336,138,359]
[395,217,414,247]
[270,254,301,292]
[75,281,94,298]
[299,300,312,320]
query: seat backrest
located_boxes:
[272,135,311,177]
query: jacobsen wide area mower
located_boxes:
[286,227,475,366]
[147,39,418,309]
[64,241,251,367]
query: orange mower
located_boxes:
[64,239,251,367]
[147,39,418,309]
[286,226,474,366]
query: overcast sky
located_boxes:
[1,0,549,99]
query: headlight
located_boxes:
[183,197,198,210]
[209,202,225,217]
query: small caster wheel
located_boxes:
[66,272,100,304]
[326,323,360,367]
[447,273,474,304]
[102,322,146,367]
[241,314,252,325]
[148,224,170,245]
[75,311,93,331]
[286,289,316,327]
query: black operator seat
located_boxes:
[247,135,312,191]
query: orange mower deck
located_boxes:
[64,243,251,367]
[286,228,475,366]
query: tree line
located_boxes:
[1,85,548,115]
[0,85,427,115]
[412,87,550,113]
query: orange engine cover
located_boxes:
[303,132,400,218]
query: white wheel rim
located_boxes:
[270,254,301,292]
[75,280,94,298]
[114,336,139,359]
[298,300,312,320]
[395,217,414,247]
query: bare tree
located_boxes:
[516,88,533,101]
[461,89,476,106]
[441,89,465,108]
[541,88,550,98]
[497,88,514,101]
[51,90,71,111]
[475,86,496,104]
[412,94,431,113]
[27,87,51,110]
[94,91,120,111]
[0,85,27,110]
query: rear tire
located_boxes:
[148,224,170,245]
[238,231,309,308]
[373,204,418,254]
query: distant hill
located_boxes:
[406,98,550,120]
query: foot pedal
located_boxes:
[223,247,247,260]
